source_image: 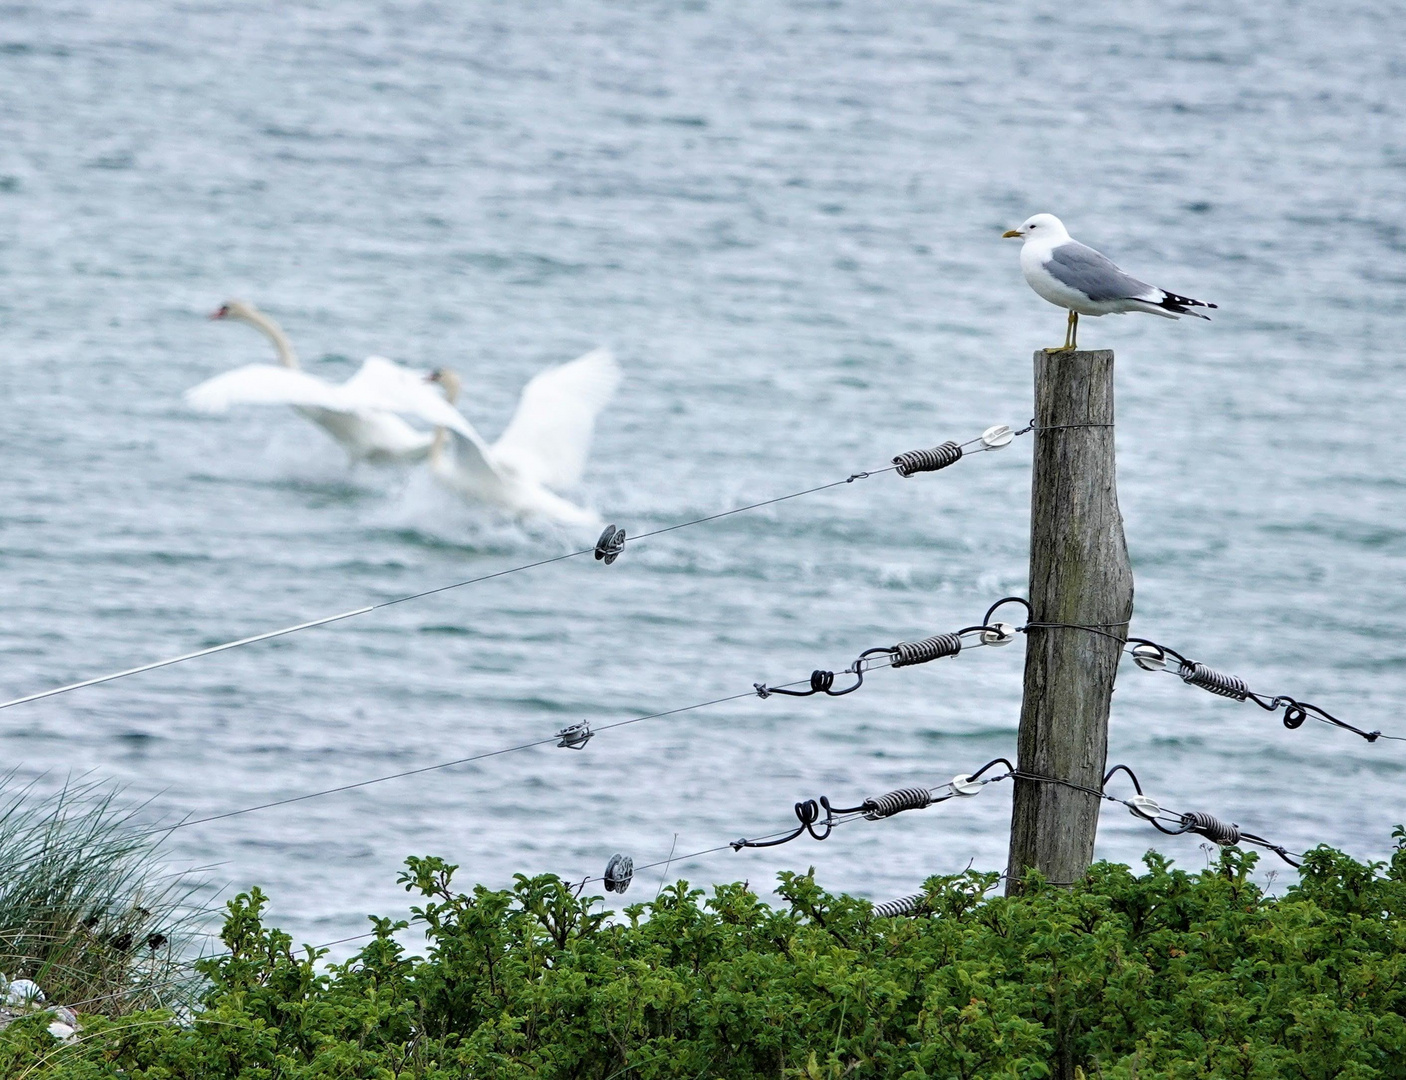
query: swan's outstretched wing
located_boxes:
[188,356,485,441]
[341,358,506,486]
[342,357,483,439]
[492,347,621,490]
[185,364,352,413]
[442,427,509,493]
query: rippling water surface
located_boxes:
[2,0,1404,947]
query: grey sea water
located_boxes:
[2,1,1404,948]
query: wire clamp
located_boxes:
[604,853,634,893]
[556,721,594,750]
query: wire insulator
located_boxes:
[891,633,963,668]
[594,525,626,565]
[809,670,835,693]
[1178,661,1249,701]
[604,853,634,893]
[1181,812,1241,846]
[892,441,963,477]
[862,787,933,820]
[872,893,928,919]
[556,721,594,750]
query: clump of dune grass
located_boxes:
[0,773,208,1017]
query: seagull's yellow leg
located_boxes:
[1069,311,1079,349]
[1045,310,1077,353]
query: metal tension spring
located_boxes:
[892,424,1016,478]
[753,614,1017,700]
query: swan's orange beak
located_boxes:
[208,305,230,320]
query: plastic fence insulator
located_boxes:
[603,853,634,893]
[1126,795,1162,821]
[1131,643,1169,671]
[594,524,626,564]
[980,424,1015,449]
[890,633,964,668]
[556,721,594,750]
[1178,660,1249,701]
[950,774,986,797]
[980,622,1017,646]
[892,440,962,477]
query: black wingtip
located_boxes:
[1157,291,1216,318]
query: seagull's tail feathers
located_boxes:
[1149,289,1216,320]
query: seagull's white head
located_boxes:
[1002,214,1069,242]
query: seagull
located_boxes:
[424,347,621,528]
[1002,214,1216,351]
[189,300,457,464]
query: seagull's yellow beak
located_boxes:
[1002,229,1023,239]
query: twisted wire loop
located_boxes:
[555,721,594,750]
[890,633,963,668]
[1178,660,1249,701]
[861,787,935,820]
[757,667,863,698]
[603,853,634,893]
[1279,700,1307,729]
[756,609,993,701]
[892,440,962,477]
[1260,695,1382,742]
[872,893,929,919]
[731,798,836,850]
[594,525,626,565]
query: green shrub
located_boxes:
[7,833,1406,1078]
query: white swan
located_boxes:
[187,300,457,464]
[426,347,621,528]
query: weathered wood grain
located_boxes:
[1006,349,1134,895]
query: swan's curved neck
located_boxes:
[430,427,448,467]
[240,309,299,369]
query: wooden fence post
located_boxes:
[1006,348,1133,895]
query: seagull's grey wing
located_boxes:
[1047,241,1156,303]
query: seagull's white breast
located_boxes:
[1020,239,1107,315]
